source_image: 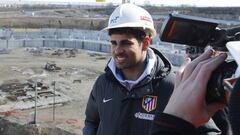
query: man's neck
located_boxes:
[122,66,145,81]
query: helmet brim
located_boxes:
[102,22,156,37]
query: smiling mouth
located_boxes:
[115,56,126,64]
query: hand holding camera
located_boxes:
[160,13,239,104]
[164,48,227,127]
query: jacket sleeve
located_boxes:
[83,82,100,135]
[150,113,221,135]
[196,119,221,135]
[229,77,240,135]
[150,113,197,135]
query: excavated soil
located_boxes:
[0,48,111,135]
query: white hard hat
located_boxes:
[103,3,156,37]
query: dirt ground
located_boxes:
[0,48,111,135]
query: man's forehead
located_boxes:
[110,33,135,40]
[110,39,133,43]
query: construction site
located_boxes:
[0,43,113,135]
[0,0,240,135]
[0,27,186,135]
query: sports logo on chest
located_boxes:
[142,95,157,112]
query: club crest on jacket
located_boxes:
[142,95,157,112]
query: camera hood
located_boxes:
[160,13,219,47]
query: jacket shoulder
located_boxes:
[160,72,175,85]
[153,72,175,91]
[91,73,117,98]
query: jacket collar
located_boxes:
[107,48,156,90]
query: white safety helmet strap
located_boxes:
[103,3,156,37]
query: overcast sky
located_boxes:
[2,0,240,7]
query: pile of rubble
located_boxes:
[25,47,78,58]
[44,62,61,72]
[0,79,70,111]
[0,49,10,54]
[51,48,78,58]
[25,48,43,56]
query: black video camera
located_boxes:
[160,13,239,104]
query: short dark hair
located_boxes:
[108,27,146,42]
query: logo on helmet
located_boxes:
[110,16,120,24]
[140,16,152,22]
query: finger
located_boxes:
[195,53,227,86]
[182,49,214,81]
[189,52,228,81]
[182,53,227,99]
[187,56,214,81]
[175,57,191,87]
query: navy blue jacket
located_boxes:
[83,48,220,135]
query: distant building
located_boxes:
[96,0,106,2]
[122,0,130,4]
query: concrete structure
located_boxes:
[0,39,185,66]
[0,28,185,65]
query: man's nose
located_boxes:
[114,44,124,54]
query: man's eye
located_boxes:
[110,41,117,45]
[121,41,133,45]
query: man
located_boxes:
[83,3,220,135]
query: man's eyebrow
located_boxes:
[120,40,134,44]
[110,39,134,45]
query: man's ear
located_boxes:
[142,36,151,51]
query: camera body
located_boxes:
[160,13,238,104]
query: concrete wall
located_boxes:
[0,38,184,66]
[0,39,111,53]
[0,28,164,44]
